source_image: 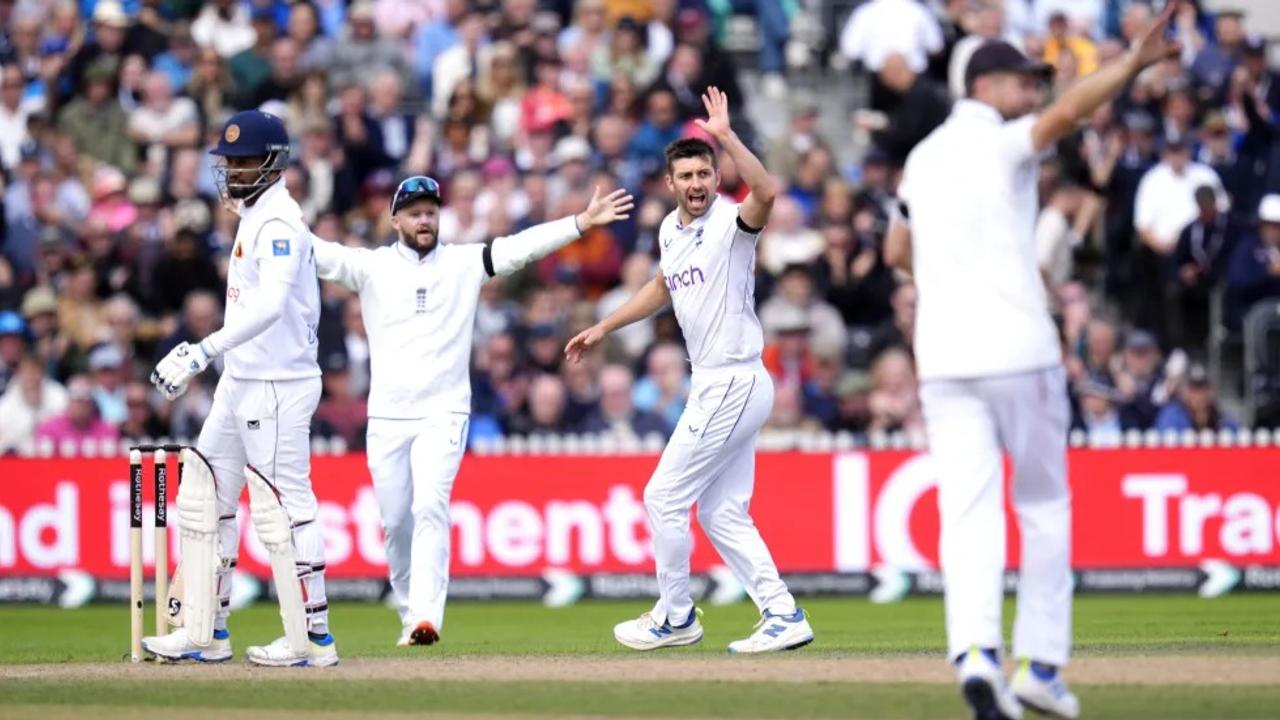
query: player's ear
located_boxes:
[664,172,674,194]
[389,214,401,232]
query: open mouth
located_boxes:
[687,191,707,207]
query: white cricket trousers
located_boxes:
[195,374,329,634]
[919,364,1072,667]
[365,412,469,630]
[645,360,796,625]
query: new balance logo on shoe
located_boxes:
[762,624,787,638]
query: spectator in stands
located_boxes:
[760,264,847,353]
[1114,329,1169,430]
[63,1,130,104]
[1155,364,1239,432]
[0,355,67,454]
[830,370,872,436]
[87,342,127,425]
[313,352,368,450]
[0,62,37,172]
[763,305,815,390]
[759,196,824,276]
[1227,194,1280,331]
[243,37,303,109]
[522,373,570,437]
[1173,185,1234,351]
[59,59,134,173]
[287,1,335,74]
[580,363,668,440]
[867,347,923,436]
[227,6,278,103]
[35,375,118,445]
[765,380,825,434]
[633,342,688,433]
[118,380,165,441]
[1071,374,1133,442]
[869,53,952,168]
[866,283,915,367]
[332,1,410,97]
[191,0,257,59]
[0,311,26,391]
[128,70,199,171]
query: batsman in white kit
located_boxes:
[310,176,633,646]
[142,110,337,667]
[884,5,1180,718]
[566,87,814,653]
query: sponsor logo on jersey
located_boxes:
[272,238,291,256]
[666,265,705,293]
[227,286,240,302]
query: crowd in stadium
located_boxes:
[1,0,1278,454]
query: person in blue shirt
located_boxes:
[1154,364,1239,431]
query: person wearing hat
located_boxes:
[1113,328,1168,429]
[0,311,28,391]
[58,58,135,173]
[883,5,1184,717]
[308,175,632,647]
[1069,373,1133,442]
[1154,363,1238,432]
[1226,194,1280,331]
[143,109,338,668]
[86,342,128,425]
[63,0,130,101]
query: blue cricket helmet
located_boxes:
[210,110,291,203]
[210,110,290,158]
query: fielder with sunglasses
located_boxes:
[311,175,633,646]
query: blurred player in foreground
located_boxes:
[311,177,633,646]
[144,110,336,667]
[884,3,1182,718]
[566,87,814,653]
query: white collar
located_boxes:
[952,99,1007,124]
[393,239,436,265]
[238,179,287,219]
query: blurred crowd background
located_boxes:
[2,0,1280,455]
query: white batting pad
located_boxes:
[246,464,310,656]
[176,448,219,646]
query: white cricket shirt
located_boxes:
[218,181,321,381]
[899,99,1060,381]
[657,197,764,372]
[313,238,490,418]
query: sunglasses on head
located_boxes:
[391,176,442,214]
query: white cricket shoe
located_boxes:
[1011,660,1080,719]
[956,647,1023,720]
[245,633,339,667]
[613,609,703,650]
[727,608,814,653]
[141,626,232,663]
[397,620,440,647]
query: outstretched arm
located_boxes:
[487,186,634,276]
[565,273,670,363]
[695,86,776,231]
[1031,0,1181,152]
[311,233,371,291]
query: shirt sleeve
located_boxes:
[312,232,371,292]
[252,218,307,288]
[999,115,1039,165]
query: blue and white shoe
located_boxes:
[246,632,339,667]
[956,647,1023,720]
[1011,660,1080,719]
[141,626,233,663]
[727,608,814,653]
[613,609,703,650]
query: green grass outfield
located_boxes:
[1,595,1278,719]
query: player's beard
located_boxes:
[399,225,438,257]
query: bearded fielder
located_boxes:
[142,110,336,667]
[566,88,814,653]
[311,176,633,646]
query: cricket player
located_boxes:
[565,88,814,653]
[883,5,1180,718]
[311,176,633,646]
[142,110,336,667]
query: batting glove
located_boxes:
[151,341,213,400]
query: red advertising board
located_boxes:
[2,449,1278,581]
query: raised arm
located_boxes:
[565,272,671,364]
[695,86,776,231]
[486,186,633,276]
[311,232,371,291]
[1030,0,1181,152]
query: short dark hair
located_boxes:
[664,138,717,173]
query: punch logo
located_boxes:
[666,266,705,293]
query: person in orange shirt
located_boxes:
[1043,12,1099,77]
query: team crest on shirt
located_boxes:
[694,227,704,246]
[272,238,291,256]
